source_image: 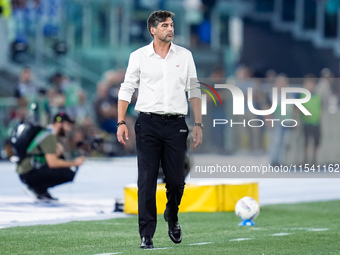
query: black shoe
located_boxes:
[23,186,41,200]
[168,222,182,244]
[39,191,58,201]
[140,236,153,249]
[164,208,182,244]
[24,186,58,202]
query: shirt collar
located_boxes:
[146,41,177,56]
[46,124,56,134]
[169,42,177,54]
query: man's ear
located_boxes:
[150,26,156,36]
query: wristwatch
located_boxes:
[117,120,126,128]
[194,123,204,129]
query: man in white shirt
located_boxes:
[117,10,203,249]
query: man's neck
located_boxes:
[153,39,171,59]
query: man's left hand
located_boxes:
[192,126,203,148]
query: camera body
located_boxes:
[76,136,104,152]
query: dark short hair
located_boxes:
[147,10,175,37]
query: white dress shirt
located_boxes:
[118,41,201,115]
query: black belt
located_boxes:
[140,112,185,119]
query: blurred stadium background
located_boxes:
[0,0,340,164]
[2,2,340,253]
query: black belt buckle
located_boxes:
[161,114,174,119]
[162,114,184,119]
[142,112,184,119]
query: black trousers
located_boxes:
[135,112,188,238]
[19,166,76,194]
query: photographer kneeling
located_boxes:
[17,112,86,201]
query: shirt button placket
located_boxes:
[162,59,168,113]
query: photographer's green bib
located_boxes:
[17,130,57,175]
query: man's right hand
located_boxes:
[117,125,129,145]
[74,156,86,167]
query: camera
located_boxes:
[76,136,104,151]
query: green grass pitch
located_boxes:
[1,200,340,255]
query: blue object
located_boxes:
[238,219,256,226]
[198,20,211,43]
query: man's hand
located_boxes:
[192,126,203,148]
[74,156,86,167]
[56,143,64,157]
[117,125,129,145]
[117,100,130,145]
[190,97,203,148]
[46,154,86,168]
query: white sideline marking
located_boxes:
[229,238,254,242]
[283,227,329,232]
[94,253,123,255]
[270,233,291,236]
[306,228,329,232]
[188,242,214,246]
[150,247,172,250]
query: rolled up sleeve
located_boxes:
[186,52,201,100]
[118,51,140,103]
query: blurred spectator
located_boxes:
[94,81,118,134]
[0,12,10,68]
[94,69,127,134]
[316,68,333,111]
[262,69,277,93]
[301,74,322,165]
[234,65,262,152]
[7,107,27,132]
[14,67,37,109]
[207,66,228,153]
[196,0,217,45]
[47,72,88,123]
[62,76,86,122]
[104,69,125,96]
[252,78,268,152]
[10,35,29,63]
[14,67,37,120]
[184,0,203,46]
[267,74,293,165]
[48,72,66,115]
[235,65,255,94]
[34,87,50,126]
[75,88,90,124]
[13,68,50,126]
[94,69,137,155]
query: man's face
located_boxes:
[57,121,72,137]
[152,17,174,43]
[21,69,31,83]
